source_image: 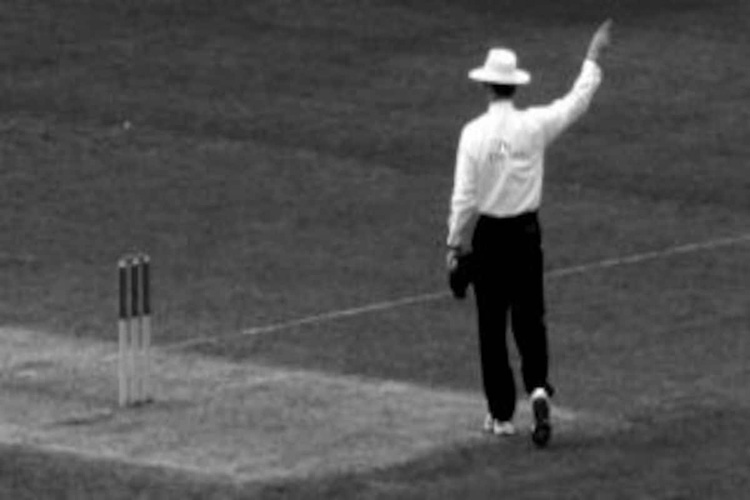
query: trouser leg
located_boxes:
[473,218,516,422]
[474,279,516,421]
[510,222,552,396]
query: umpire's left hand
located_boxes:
[446,247,473,300]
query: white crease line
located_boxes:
[164,291,449,351]
[0,435,236,482]
[163,233,750,351]
[546,233,750,278]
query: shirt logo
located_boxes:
[489,139,512,163]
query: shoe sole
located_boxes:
[531,397,551,448]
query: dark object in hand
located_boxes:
[448,252,474,299]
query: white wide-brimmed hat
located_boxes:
[468,48,531,85]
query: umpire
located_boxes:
[446,20,612,447]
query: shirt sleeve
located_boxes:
[446,129,479,249]
[536,59,603,145]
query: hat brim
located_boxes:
[468,67,531,85]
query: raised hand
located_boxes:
[586,19,613,62]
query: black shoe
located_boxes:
[531,388,552,448]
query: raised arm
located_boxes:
[537,19,613,144]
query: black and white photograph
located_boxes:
[0,0,747,498]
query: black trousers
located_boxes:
[471,212,552,422]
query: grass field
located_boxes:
[0,0,749,498]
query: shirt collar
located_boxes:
[488,100,515,113]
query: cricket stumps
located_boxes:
[118,253,152,407]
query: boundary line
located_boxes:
[163,233,750,351]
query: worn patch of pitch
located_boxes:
[0,328,618,482]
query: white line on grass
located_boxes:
[546,233,750,277]
[164,291,449,350]
[164,232,750,351]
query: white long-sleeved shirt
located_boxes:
[447,59,603,248]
